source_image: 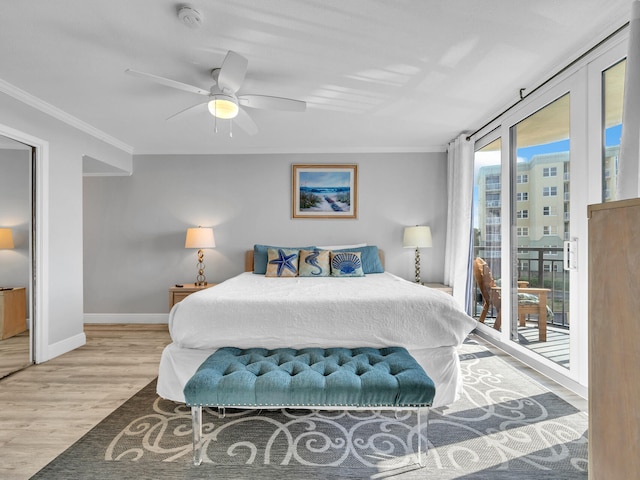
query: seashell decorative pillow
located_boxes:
[330,251,364,277]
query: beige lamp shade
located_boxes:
[0,228,15,249]
[403,226,432,248]
[185,227,216,249]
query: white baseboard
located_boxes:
[44,331,86,362]
[83,313,169,324]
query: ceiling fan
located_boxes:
[125,50,306,135]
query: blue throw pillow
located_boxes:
[253,244,315,274]
[330,251,364,277]
[331,245,384,274]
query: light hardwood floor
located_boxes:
[0,324,171,480]
[0,325,586,480]
[0,331,31,379]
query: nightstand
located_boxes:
[423,283,453,295]
[169,283,216,310]
[0,287,27,340]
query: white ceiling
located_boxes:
[0,0,634,155]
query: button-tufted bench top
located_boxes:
[183,346,436,408]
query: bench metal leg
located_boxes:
[417,407,429,467]
[191,406,203,466]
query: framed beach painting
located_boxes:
[292,164,358,219]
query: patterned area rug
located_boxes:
[31,339,588,479]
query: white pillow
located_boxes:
[316,243,367,250]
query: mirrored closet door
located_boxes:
[0,134,34,378]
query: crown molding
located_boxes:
[0,78,134,154]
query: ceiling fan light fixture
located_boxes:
[208,95,239,119]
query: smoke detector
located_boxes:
[178,6,203,29]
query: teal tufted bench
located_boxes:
[184,346,436,466]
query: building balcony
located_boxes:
[472,245,569,368]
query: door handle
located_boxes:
[564,239,577,271]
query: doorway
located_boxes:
[0,134,35,378]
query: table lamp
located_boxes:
[403,225,432,283]
[0,228,15,249]
[185,227,216,286]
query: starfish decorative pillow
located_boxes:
[266,248,300,277]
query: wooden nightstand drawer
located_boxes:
[0,287,27,340]
[169,283,216,310]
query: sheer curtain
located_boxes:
[444,134,474,307]
[618,0,640,200]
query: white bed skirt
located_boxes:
[157,342,464,408]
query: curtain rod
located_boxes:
[465,21,630,142]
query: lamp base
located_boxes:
[414,247,421,283]
[195,249,208,286]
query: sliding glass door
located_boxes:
[510,94,571,367]
[469,31,628,393]
[602,59,625,202]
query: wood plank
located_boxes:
[0,324,170,479]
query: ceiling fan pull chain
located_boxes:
[214,109,218,134]
[229,120,233,138]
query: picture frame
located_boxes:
[292,164,358,219]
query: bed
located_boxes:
[157,246,477,408]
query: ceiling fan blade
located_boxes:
[166,101,208,121]
[238,94,306,112]
[125,69,210,96]
[233,108,258,136]
[216,51,248,94]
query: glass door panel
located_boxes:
[471,137,502,329]
[603,59,625,202]
[510,94,570,368]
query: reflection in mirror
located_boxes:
[0,134,33,378]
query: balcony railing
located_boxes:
[473,246,569,329]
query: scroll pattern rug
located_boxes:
[31,339,588,479]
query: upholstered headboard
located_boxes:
[244,249,385,272]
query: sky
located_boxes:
[299,171,351,188]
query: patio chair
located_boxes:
[473,257,551,342]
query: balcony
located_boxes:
[472,246,569,368]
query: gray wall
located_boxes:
[0,89,132,360]
[83,152,448,315]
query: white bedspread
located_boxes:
[160,272,477,407]
[169,272,476,352]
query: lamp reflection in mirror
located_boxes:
[403,225,432,283]
[185,227,216,286]
[0,228,15,249]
